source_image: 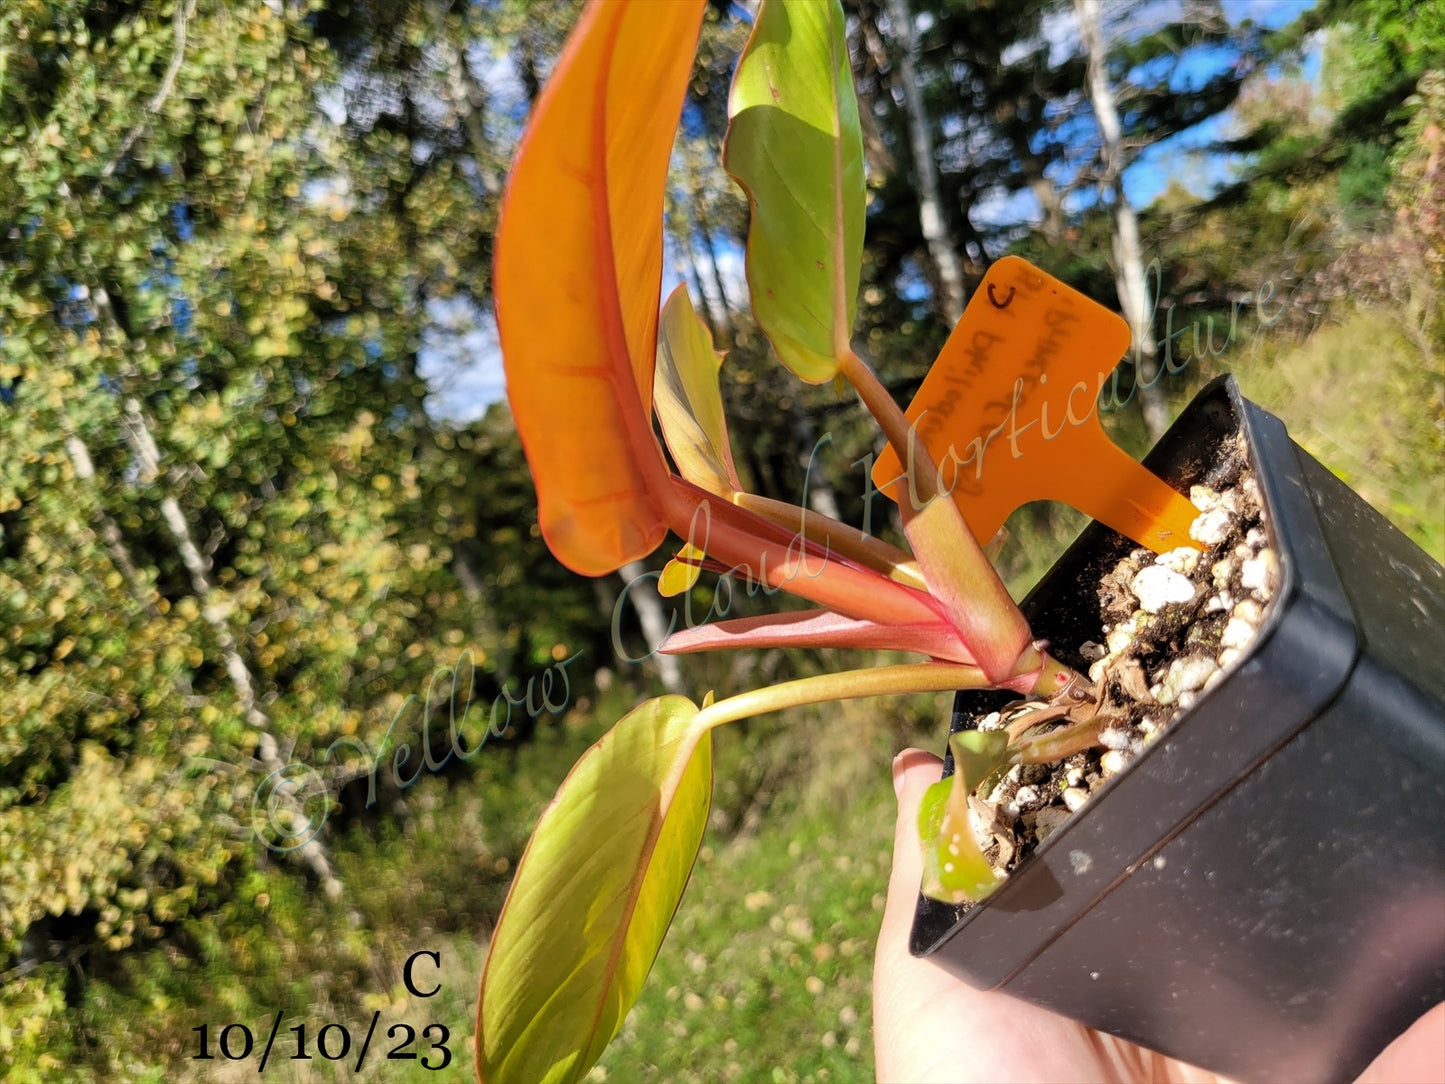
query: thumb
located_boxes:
[874,748,957,1080]
[881,748,944,930]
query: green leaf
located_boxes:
[654,285,740,497]
[916,730,1009,905]
[725,0,864,382]
[477,696,713,1084]
[949,729,1011,794]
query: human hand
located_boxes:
[874,748,1445,1084]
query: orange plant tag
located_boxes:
[871,256,1198,554]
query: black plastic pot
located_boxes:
[910,375,1445,1083]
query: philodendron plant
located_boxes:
[475,1,1122,1079]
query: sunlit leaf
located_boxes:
[655,285,741,497]
[733,491,928,588]
[917,731,1009,905]
[660,607,974,663]
[902,494,1033,687]
[494,0,707,575]
[725,0,864,382]
[950,728,1012,793]
[652,287,929,583]
[659,542,707,598]
[476,696,713,1084]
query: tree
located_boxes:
[873,0,969,324]
[1075,0,1170,440]
[0,3,560,1051]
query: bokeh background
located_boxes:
[0,0,1440,1079]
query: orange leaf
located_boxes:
[495,0,707,576]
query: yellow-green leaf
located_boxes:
[476,696,713,1083]
[659,542,707,598]
[725,0,864,382]
[950,728,1011,794]
[654,285,740,497]
[917,731,1008,905]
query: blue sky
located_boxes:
[973,0,1319,224]
[1126,0,1320,206]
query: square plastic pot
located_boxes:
[910,375,1445,1083]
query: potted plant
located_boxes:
[472,2,1445,1081]
[912,373,1445,1083]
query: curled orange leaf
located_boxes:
[494,0,708,576]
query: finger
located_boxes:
[882,747,944,926]
[874,749,966,1082]
[873,749,1236,1084]
[873,749,1116,1083]
[1355,1001,1445,1084]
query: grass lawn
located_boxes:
[1228,311,1444,563]
[596,763,900,1083]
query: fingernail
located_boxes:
[892,750,908,799]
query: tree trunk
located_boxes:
[788,404,843,522]
[882,0,968,325]
[427,0,502,196]
[1111,199,1169,442]
[65,272,343,901]
[672,204,722,337]
[392,348,489,606]
[618,560,685,694]
[119,394,345,902]
[64,432,161,621]
[689,188,736,349]
[1076,0,1169,442]
[62,428,203,703]
[1030,176,1067,247]
[845,13,899,186]
[517,31,540,108]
